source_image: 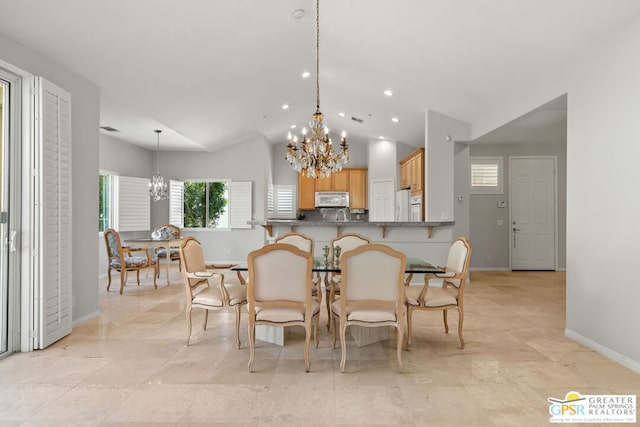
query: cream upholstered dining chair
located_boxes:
[274,232,322,301]
[331,243,406,372]
[405,237,472,350]
[246,243,319,372]
[152,223,181,271]
[179,237,247,347]
[104,228,158,295]
[326,233,370,328]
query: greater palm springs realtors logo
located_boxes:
[548,391,636,423]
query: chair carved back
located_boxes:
[274,232,314,254]
[330,233,370,261]
[341,244,406,303]
[443,237,472,289]
[248,243,313,304]
[153,224,181,240]
[179,237,208,290]
[104,228,123,259]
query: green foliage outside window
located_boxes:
[183,181,228,228]
[98,174,110,232]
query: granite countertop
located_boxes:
[248,219,454,227]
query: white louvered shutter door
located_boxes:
[37,77,72,348]
[228,181,252,228]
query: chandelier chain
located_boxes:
[315,0,320,111]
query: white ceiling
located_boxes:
[0,1,638,151]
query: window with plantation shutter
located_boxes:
[169,180,184,228]
[168,179,252,229]
[470,157,503,194]
[268,184,296,219]
[118,176,150,231]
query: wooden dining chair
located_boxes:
[179,237,247,347]
[326,233,370,329]
[246,243,318,372]
[331,243,406,372]
[152,223,181,272]
[405,237,472,350]
[104,228,158,295]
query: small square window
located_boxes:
[470,157,503,194]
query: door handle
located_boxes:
[8,230,17,252]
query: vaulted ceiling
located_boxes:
[0,1,638,150]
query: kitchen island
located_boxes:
[248,219,454,239]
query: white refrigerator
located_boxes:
[396,189,411,221]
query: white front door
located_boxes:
[509,157,556,270]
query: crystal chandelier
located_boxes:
[286,0,348,178]
[149,129,168,201]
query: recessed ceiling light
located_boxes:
[292,9,305,20]
[282,104,290,110]
[339,112,345,117]
[379,136,385,139]
[290,124,297,129]
[391,117,399,123]
[302,71,311,78]
[384,90,393,97]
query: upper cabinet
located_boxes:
[400,148,424,195]
[298,174,316,210]
[297,168,368,210]
[348,169,367,209]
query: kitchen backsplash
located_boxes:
[298,208,369,222]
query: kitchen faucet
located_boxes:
[336,208,348,222]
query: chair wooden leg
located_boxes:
[339,320,347,372]
[235,305,241,349]
[248,320,256,372]
[443,309,449,334]
[396,323,404,373]
[107,268,112,291]
[119,269,126,295]
[186,307,193,345]
[304,322,311,373]
[152,265,158,289]
[457,308,465,349]
[203,309,209,331]
[332,314,337,349]
[136,270,141,285]
[406,305,414,350]
[313,313,319,349]
[325,291,331,330]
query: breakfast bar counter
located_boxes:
[248,219,454,239]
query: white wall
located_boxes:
[0,32,100,324]
[565,16,640,370]
[453,142,471,240]
[425,110,471,222]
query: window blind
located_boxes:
[268,184,296,219]
[169,179,184,227]
[118,176,150,231]
[229,181,252,228]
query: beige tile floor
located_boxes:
[0,268,638,426]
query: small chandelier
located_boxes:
[286,0,348,178]
[149,129,168,201]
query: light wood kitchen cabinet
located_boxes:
[315,176,332,192]
[400,148,424,193]
[332,170,350,191]
[297,168,368,210]
[298,174,316,210]
[349,169,368,209]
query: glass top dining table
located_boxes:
[231,256,444,286]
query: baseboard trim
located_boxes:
[72,310,100,328]
[470,267,510,271]
[565,328,640,374]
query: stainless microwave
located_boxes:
[315,192,349,207]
